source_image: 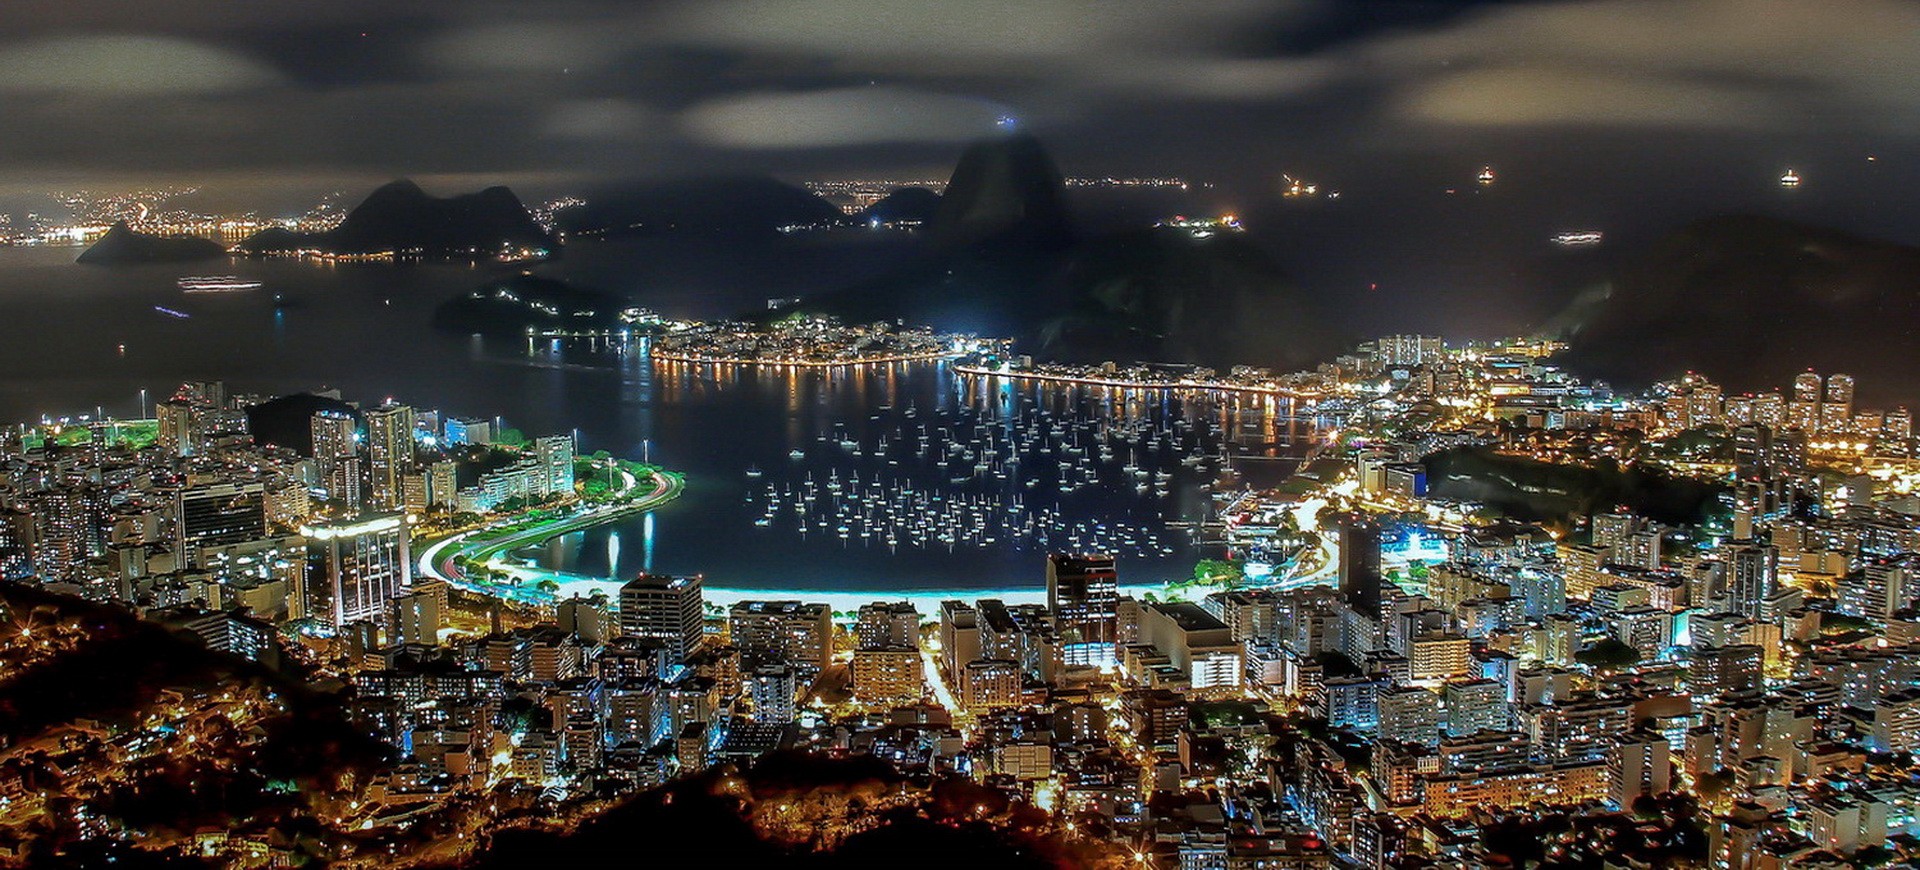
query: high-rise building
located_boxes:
[400,472,430,514]
[0,507,34,580]
[310,410,357,471]
[175,480,266,568]
[427,460,458,510]
[156,400,197,457]
[748,663,799,724]
[557,596,613,644]
[391,589,442,646]
[856,601,920,649]
[1377,686,1442,746]
[1684,382,1724,429]
[364,403,416,510]
[851,645,923,706]
[1722,395,1755,426]
[1789,372,1823,432]
[1611,607,1675,660]
[1607,730,1671,808]
[30,488,96,583]
[1688,644,1763,698]
[1792,372,1823,404]
[1824,373,1856,429]
[1373,334,1444,367]
[1047,553,1118,668]
[728,600,833,679]
[534,435,576,497]
[960,659,1021,711]
[1886,407,1913,440]
[327,454,364,509]
[1733,425,1774,481]
[1409,632,1473,682]
[302,513,412,630]
[444,417,493,447]
[264,475,312,529]
[619,574,704,665]
[1870,689,1920,755]
[177,380,226,410]
[1443,679,1510,736]
[1751,392,1787,429]
[1842,556,1916,621]
[1725,542,1778,620]
[1339,514,1385,615]
[1139,601,1243,689]
[940,600,981,678]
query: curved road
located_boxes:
[416,468,684,604]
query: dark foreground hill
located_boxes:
[242,392,359,456]
[1424,446,1730,527]
[238,180,554,257]
[0,583,389,866]
[1554,215,1920,402]
[75,222,226,265]
[463,752,1099,868]
[1037,228,1339,370]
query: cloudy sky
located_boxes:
[6,0,1920,218]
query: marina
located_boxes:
[741,372,1336,560]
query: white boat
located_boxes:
[177,276,262,293]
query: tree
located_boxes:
[1192,559,1245,588]
[1576,638,1641,669]
[1694,768,1736,803]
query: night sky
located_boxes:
[8,0,1920,339]
[3,2,1916,199]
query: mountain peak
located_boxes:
[76,221,225,265]
[930,133,1072,249]
[367,178,427,199]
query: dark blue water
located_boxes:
[0,241,1316,594]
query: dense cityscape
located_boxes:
[0,327,1916,867]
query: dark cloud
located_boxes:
[0,35,283,96]
[680,87,1011,149]
[1353,0,1920,135]
[541,99,659,142]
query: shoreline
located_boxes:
[952,364,1319,398]
[565,579,1205,613]
[650,350,960,367]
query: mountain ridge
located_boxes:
[1553,213,1920,402]
[237,180,554,257]
[76,221,227,265]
